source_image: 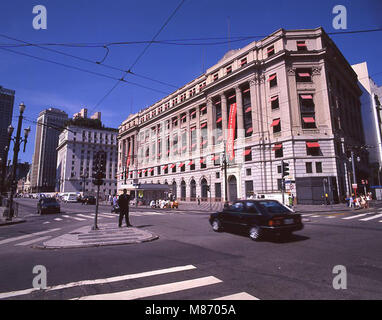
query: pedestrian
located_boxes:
[117,189,132,227]
[197,196,200,205]
[348,194,354,208]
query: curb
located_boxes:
[0,219,26,226]
[33,232,159,250]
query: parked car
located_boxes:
[209,200,303,241]
[83,195,96,205]
[37,197,61,214]
[62,193,78,203]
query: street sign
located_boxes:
[352,184,358,189]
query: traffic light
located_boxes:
[281,160,289,178]
[92,151,106,185]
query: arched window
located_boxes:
[181,180,186,200]
[190,179,196,201]
[201,178,208,200]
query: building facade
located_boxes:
[118,27,365,204]
[0,86,15,165]
[352,62,382,186]
[56,110,118,196]
[30,108,68,192]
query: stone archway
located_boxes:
[201,178,208,200]
[228,175,238,202]
[181,180,186,200]
[190,179,196,201]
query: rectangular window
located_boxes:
[267,45,275,57]
[245,181,254,198]
[271,96,279,110]
[268,73,277,88]
[300,94,316,129]
[297,41,307,51]
[181,113,187,123]
[244,147,252,161]
[296,68,312,82]
[213,154,220,166]
[226,65,232,74]
[215,183,222,200]
[240,57,247,67]
[306,162,313,173]
[190,109,196,119]
[316,162,322,173]
[306,141,321,156]
[246,168,252,176]
[213,73,219,81]
[200,157,207,169]
[271,118,281,133]
[277,165,281,173]
[273,144,283,158]
[200,104,207,116]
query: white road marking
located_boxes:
[342,213,370,220]
[310,215,321,218]
[74,276,222,300]
[326,216,337,219]
[359,213,382,221]
[213,292,259,300]
[43,221,50,224]
[15,236,52,246]
[98,214,114,219]
[0,265,196,299]
[77,214,93,219]
[54,218,63,221]
[0,228,61,246]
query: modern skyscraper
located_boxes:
[31,108,68,192]
[0,86,15,164]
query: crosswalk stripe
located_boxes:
[54,218,63,221]
[77,214,93,219]
[74,276,222,300]
[213,292,259,300]
[310,215,321,218]
[43,221,50,224]
[0,228,61,246]
[326,216,337,219]
[342,213,370,220]
[15,236,52,246]
[359,213,382,221]
[0,265,196,299]
[99,214,114,219]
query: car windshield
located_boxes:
[42,198,57,203]
[257,201,290,216]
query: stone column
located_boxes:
[196,106,201,158]
[221,93,228,140]
[207,97,214,150]
[235,86,244,141]
[249,77,259,136]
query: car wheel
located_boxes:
[211,219,222,232]
[249,226,262,241]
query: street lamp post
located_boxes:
[7,103,30,221]
[0,125,14,197]
[221,145,228,207]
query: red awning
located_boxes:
[267,47,274,53]
[306,142,320,148]
[137,170,141,174]
[191,127,196,131]
[181,115,186,120]
[303,117,315,123]
[244,149,251,156]
[297,42,307,47]
[201,123,207,128]
[188,160,193,166]
[228,94,236,100]
[270,96,278,102]
[149,168,153,173]
[245,106,251,113]
[200,106,206,112]
[217,135,223,141]
[200,158,205,163]
[212,155,219,161]
[301,94,313,100]
[271,119,280,127]
[216,117,222,123]
[215,100,221,105]
[246,127,253,133]
[272,144,282,151]
[202,140,207,146]
[191,143,196,148]
[268,74,277,81]
[190,111,196,116]
[182,146,187,151]
[243,88,250,93]
[167,150,170,154]
[143,169,147,173]
[298,73,310,77]
[179,163,184,168]
[170,164,175,169]
[162,165,168,170]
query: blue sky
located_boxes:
[1,0,381,163]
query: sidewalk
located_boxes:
[35,223,159,249]
[0,207,26,226]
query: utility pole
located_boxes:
[222,144,228,206]
[92,150,106,230]
[351,150,357,197]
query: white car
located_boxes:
[62,193,78,203]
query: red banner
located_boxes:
[226,103,237,161]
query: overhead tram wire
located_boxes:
[0,27,381,48]
[0,33,179,90]
[0,47,170,95]
[89,0,186,113]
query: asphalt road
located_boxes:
[0,198,381,300]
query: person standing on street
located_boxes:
[117,189,132,227]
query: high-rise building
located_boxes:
[352,62,382,185]
[31,108,68,192]
[118,27,367,205]
[56,109,118,196]
[0,86,15,164]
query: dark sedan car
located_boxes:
[209,200,303,241]
[83,196,96,205]
[37,197,61,214]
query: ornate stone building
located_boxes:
[117,27,365,204]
